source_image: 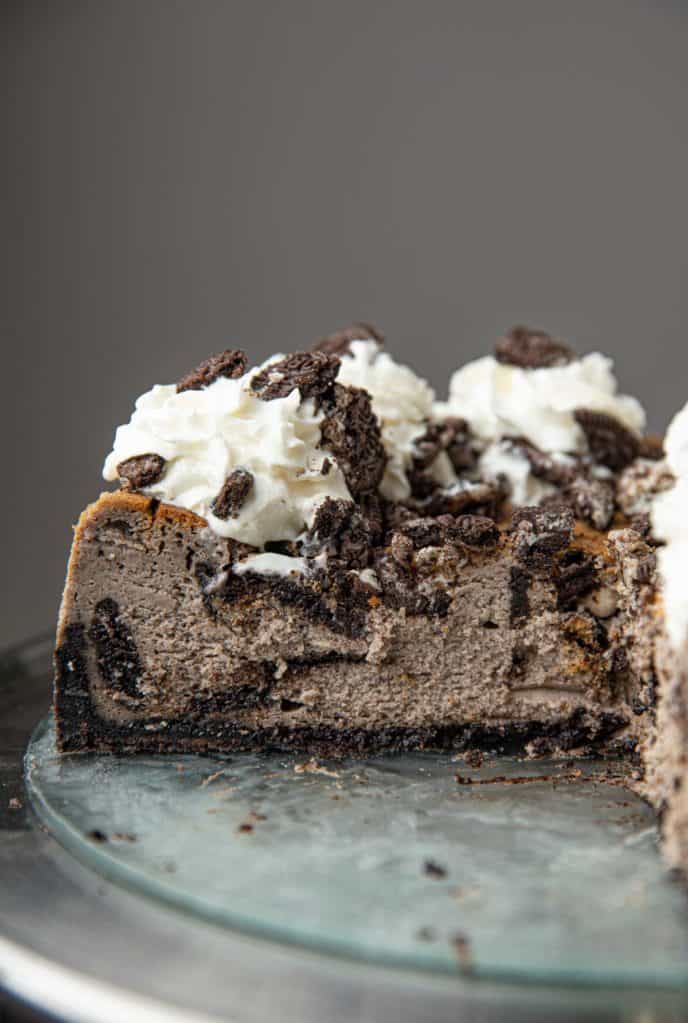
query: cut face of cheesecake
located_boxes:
[55,490,658,756]
[53,324,688,876]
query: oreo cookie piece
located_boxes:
[495,326,575,369]
[638,434,665,461]
[211,469,254,519]
[320,384,387,496]
[565,475,615,531]
[510,504,574,568]
[117,453,166,490]
[413,418,478,482]
[305,497,380,569]
[176,349,248,393]
[573,409,640,471]
[424,479,506,519]
[312,322,385,356]
[505,438,577,486]
[555,551,598,609]
[251,351,340,405]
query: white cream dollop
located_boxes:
[652,403,688,650]
[435,352,645,453]
[335,339,454,501]
[103,363,351,548]
[434,351,645,506]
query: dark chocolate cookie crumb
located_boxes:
[509,565,532,624]
[117,453,166,491]
[510,504,574,568]
[305,497,379,569]
[251,351,340,404]
[573,409,640,471]
[398,517,444,550]
[88,598,142,697]
[495,326,575,369]
[444,514,500,549]
[414,418,477,474]
[565,475,615,531]
[320,383,387,496]
[312,322,385,356]
[211,469,254,519]
[555,551,598,609]
[176,349,248,393]
[506,438,577,486]
[422,479,506,519]
[408,418,478,498]
[423,859,448,879]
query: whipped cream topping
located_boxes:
[103,362,351,547]
[435,351,645,506]
[335,339,454,501]
[652,404,688,650]
[436,353,645,452]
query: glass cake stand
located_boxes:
[2,633,688,1022]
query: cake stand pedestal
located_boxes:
[1,634,687,1023]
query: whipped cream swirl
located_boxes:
[652,404,688,649]
[435,352,645,504]
[103,361,351,548]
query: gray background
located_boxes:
[2,0,688,649]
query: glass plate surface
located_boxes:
[25,715,688,989]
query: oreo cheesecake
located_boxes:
[54,325,688,874]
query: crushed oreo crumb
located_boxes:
[506,438,577,486]
[423,479,506,519]
[555,550,598,609]
[251,351,340,404]
[414,418,478,475]
[211,469,254,519]
[574,409,640,471]
[423,859,448,879]
[565,475,615,531]
[176,349,248,393]
[509,566,531,624]
[510,504,574,568]
[495,326,575,369]
[312,322,385,356]
[320,383,386,496]
[398,518,443,550]
[304,497,381,569]
[117,453,166,491]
